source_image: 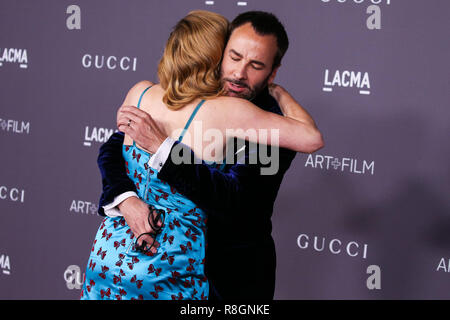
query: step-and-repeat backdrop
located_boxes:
[1,0,449,299]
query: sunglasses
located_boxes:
[125,205,166,256]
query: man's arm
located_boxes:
[157,139,296,219]
[97,130,160,251]
[97,131,137,216]
[98,129,294,220]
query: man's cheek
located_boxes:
[220,62,232,80]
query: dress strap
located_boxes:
[133,85,153,147]
[137,85,153,109]
[218,160,226,171]
[178,99,206,143]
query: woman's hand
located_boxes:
[268,83,285,103]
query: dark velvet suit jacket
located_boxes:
[97,87,296,300]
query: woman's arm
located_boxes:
[217,87,324,154]
[268,84,317,128]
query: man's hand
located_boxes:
[117,196,160,253]
[117,105,167,154]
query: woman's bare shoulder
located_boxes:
[212,95,247,104]
[128,80,156,97]
[122,80,158,105]
[208,95,255,112]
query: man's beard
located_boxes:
[222,74,271,101]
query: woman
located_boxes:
[81,10,323,300]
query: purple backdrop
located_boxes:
[1,0,449,299]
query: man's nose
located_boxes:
[233,63,248,80]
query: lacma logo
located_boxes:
[323,69,371,95]
[0,48,28,69]
[84,126,116,147]
[0,254,11,275]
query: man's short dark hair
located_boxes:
[230,11,289,69]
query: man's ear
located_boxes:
[267,65,280,85]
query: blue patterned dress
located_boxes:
[81,85,224,300]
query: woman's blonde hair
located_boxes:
[157,10,229,109]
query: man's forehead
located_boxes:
[226,24,277,61]
[228,23,277,46]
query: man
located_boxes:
[98,11,323,299]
